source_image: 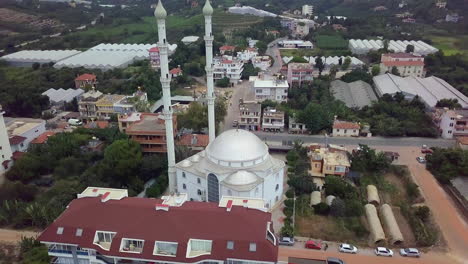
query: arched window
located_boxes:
[207,174,219,202]
[183,184,187,190]
[275,184,279,191]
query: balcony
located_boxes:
[93,231,116,251]
[120,238,144,254]
[154,241,178,257]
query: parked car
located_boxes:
[375,247,393,257]
[68,118,82,126]
[338,243,357,254]
[421,148,433,154]
[326,257,345,264]
[279,237,295,246]
[305,240,322,250]
[400,248,421,258]
[416,156,426,163]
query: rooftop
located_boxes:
[1,50,82,62]
[9,135,27,145]
[181,36,200,43]
[31,131,56,144]
[333,120,360,130]
[178,134,209,148]
[383,53,422,59]
[254,79,289,89]
[240,102,261,113]
[288,63,312,70]
[219,45,236,51]
[96,94,126,106]
[75,73,97,81]
[4,118,44,137]
[125,113,173,134]
[330,80,377,109]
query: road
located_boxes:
[222,80,255,132]
[265,38,285,75]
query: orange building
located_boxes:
[118,113,177,153]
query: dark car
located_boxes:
[327,257,345,264]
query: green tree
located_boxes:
[215,77,230,87]
[406,44,415,53]
[341,57,351,71]
[371,65,381,76]
[100,139,142,187]
[315,56,325,76]
[324,175,358,199]
[313,202,330,215]
[391,66,400,76]
[241,63,260,80]
[330,198,346,217]
[435,99,462,109]
[414,206,430,222]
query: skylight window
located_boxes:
[154,241,178,257]
[57,227,64,235]
[227,241,234,250]
[249,243,256,252]
[76,228,83,237]
[186,239,212,258]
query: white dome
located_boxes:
[224,170,259,186]
[180,160,192,167]
[190,154,200,162]
[206,129,269,167]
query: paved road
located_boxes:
[253,131,456,148]
[222,80,255,132]
[265,38,285,75]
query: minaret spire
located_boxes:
[203,0,216,143]
[155,0,176,193]
[0,105,13,173]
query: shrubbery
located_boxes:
[426,147,468,184]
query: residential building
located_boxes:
[308,144,351,188]
[330,80,377,109]
[170,67,183,78]
[289,115,308,134]
[252,56,272,71]
[302,5,313,16]
[237,48,258,63]
[219,45,236,55]
[0,106,13,173]
[254,78,289,103]
[149,46,160,69]
[213,56,244,84]
[446,13,459,23]
[5,117,46,148]
[31,131,57,144]
[118,113,177,153]
[435,0,447,8]
[287,63,313,85]
[181,36,199,45]
[456,136,468,150]
[38,188,278,264]
[278,40,313,49]
[239,102,261,131]
[177,133,209,152]
[176,129,285,208]
[373,74,468,109]
[96,94,126,119]
[78,88,104,119]
[332,120,360,137]
[74,73,97,89]
[380,53,425,77]
[247,38,259,48]
[432,108,468,139]
[262,107,285,132]
[42,88,84,107]
[295,23,309,37]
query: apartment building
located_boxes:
[380,53,425,77]
[37,188,278,264]
[287,63,313,85]
[308,144,351,188]
[262,107,285,132]
[149,46,160,69]
[96,94,126,119]
[252,56,272,71]
[332,120,360,137]
[118,113,177,153]
[289,115,308,134]
[432,108,468,139]
[78,88,104,119]
[239,102,261,131]
[254,78,289,103]
[302,4,313,16]
[74,73,97,89]
[237,48,258,63]
[213,56,244,84]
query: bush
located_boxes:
[313,202,330,215]
[344,217,368,237]
[280,224,294,237]
[330,198,346,217]
[284,199,294,208]
[414,206,430,222]
[345,199,364,217]
[283,206,293,217]
[215,77,230,87]
[285,189,295,199]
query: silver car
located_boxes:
[375,247,393,257]
[338,243,358,254]
[279,237,295,246]
[400,248,421,257]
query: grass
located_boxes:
[316,35,348,50]
[427,34,468,59]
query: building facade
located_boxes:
[432,108,468,139]
[287,63,313,85]
[302,5,313,16]
[332,120,360,137]
[37,188,279,264]
[118,113,177,153]
[213,56,244,84]
[239,103,261,131]
[289,116,308,134]
[96,95,126,119]
[308,144,351,189]
[175,129,285,209]
[74,74,97,89]
[262,107,285,132]
[237,48,258,63]
[254,78,288,103]
[5,117,46,148]
[149,46,160,69]
[380,53,425,77]
[78,89,104,119]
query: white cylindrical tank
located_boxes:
[380,204,404,245]
[367,185,380,206]
[310,191,321,206]
[365,204,386,244]
[325,195,336,206]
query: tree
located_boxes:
[242,63,260,80]
[329,65,339,79]
[338,57,343,65]
[391,66,400,76]
[32,63,40,70]
[414,206,430,222]
[177,102,208,132]
[290,56,308,63]
[313,202,330,215]
[341,57,351,71]
[215,77,230,87]
[435,99,462,109]
[256,40,268,54]
[341,68,373,84]
[350,144,390,174]
[323,175,358,199]
[315,56,325,76]
[330,198,346,217]
[406,44,415,53]
[371,65,381,76]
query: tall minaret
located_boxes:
[203,0,216,142]
[155,0,176,193]
[0,105,13,173]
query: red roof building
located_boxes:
[75,74,97,89]
[149,46,161,69]
[332,120,360,137]
[37,189,278,264]
[84,121,109,129]
[9,135,27,146]
[169,67,183,77]
[177,134,209,151]
[219,45,236,55]
[380,53,425,78]
[31,131,57,144]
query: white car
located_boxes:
[338,243,357,254]
[375,247,393,257]
[416,156,426,163]
[400,248,421,258]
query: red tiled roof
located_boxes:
[31,131,56,144]
[9,135,27,145]
[222,60,233,64]
[75,74,96,81]
[149,47,159,52]
[37,197,277,262]
[84,121,109,129]
[170,68,182,74]
[457,136,468,145]
[12,151,25,160]
[333,121,360,129]
[178,134,209,148]
[219,45,235,51]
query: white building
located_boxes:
[302,5,313,16]
[213,55,244,84]
[254,78,289,102]
[181,36,200,45]
[262,107,285,132]
[432,108,468,139]
[252,56,272,71]
[175,129,285,209]
[237,48,258,62]
[0,106,13,173]
[380,53,425,77]
[278,40,313,49]
[4,117,46,148]
[289,115,308,134]
[332,120,360,137]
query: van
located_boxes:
[68,119,83,126]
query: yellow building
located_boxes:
[95,95,126,119]
[308,144,350,189]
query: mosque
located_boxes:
[156,0,285,209]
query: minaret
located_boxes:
[0,105,13,173]
[155,0,177,193]
[203,0,216,142]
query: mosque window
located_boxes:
[275,184,279,191]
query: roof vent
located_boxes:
[57,227,64,235]
[155,203,169,211]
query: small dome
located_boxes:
[190,154,200,163]
[203,0,213,16]
[154,0,167,19]
[224,171,259,186]
[180,159,192,167]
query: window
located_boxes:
[120,238,144,253]
[183,184,187,190]
[94,231,116,251]
[187,239,212,258]
[450,123,454,127]
[227,190,232,196]
[249,243,256,252]
[353,130,356,133]
[182,172,186,178]
[76,228,83,237]
[197,189,202,195]
[275,184,279,191]
[227,241,234,250]
[57,227,64,235]
[448,130,452,134]
[197,178,201,184]
[336,129,340,132]
[344,129,347,133]
[154,241,178,257]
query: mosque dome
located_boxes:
[154,0,167,19]
[224,171,259,186]
[206,129,268,167]
[203,0,214,16]
[180,159,192,168]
